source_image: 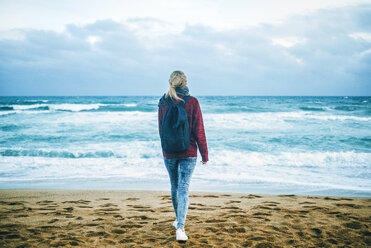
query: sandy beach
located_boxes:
[0,189,369,247]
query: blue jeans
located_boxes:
[164,156,197,229]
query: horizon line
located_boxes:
[0,95,370,97]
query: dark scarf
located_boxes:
[158,86,190,107]
[175,85,190,96]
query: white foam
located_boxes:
[26,100,48,103]
[1,149,370,191]
[10,103,106,111]
[49,103,104,111]
[208,150,371,168]
[308,114,370,121]
[48,111,156,125]
[122,103,138,107]
[204,112,371,131]
[0,155,165,181]
[192,150,371,192]
[12,104,47,110]
[0,111,17,116]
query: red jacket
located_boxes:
[158,94,208,162]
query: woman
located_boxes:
[158,70,208,242]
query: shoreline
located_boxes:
[1,189,369,247]
[2,177,369,198]
[1,187,370,198]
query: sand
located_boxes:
[0,189,370,247]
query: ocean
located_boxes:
[0,96,370,197]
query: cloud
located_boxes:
[350,32,371,42]
[0,4,370,96]
[271,37,307,48]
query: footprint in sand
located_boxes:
[127,205,155,213]
[15,214,28,218]
[225,200,241,204]
[127,204,150,208]
[125,197,140,201]
[127,215,152,220]
[86,231,110,238]
[111,229,125,234]
[240,194,262,199]
[310,227,323,236]
[85,223,99,227]
[328,211,341,214]
[190,203,206,206]
[120,223,143,228]
[203,195,220,198]
[278,194,297,198]
[62,200,91,204]
[254,204,281,211]
[3,203,27,214]
[191,207,217,211]
[339,198,354,201]
[306,196,320,199]
[99,203,118,208]
[205,218,228,223]
[48,218,59,223]
[263,203,279,207]
[189,194,202,198]
[335,203,362,209]
[253,212,272,216]
[40,225,61,230]
[324,197,340,201]
[77,205,93,208]
[95,207,120,212]
[299,201,316,205]
[344,221,362,229]
[221,206,242,210]
[158,207,172,213]
[159,195,172,201]
[262,201,280,204]
[36,206,58,212]
[303,206,329,211]
[96,198,110,201]
[36,200,55,205]
[267,225,289,233]
[225,213,246,219]
[114,214,124,219]
[254,205,274,210]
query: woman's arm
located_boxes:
[192,98,208,162]
[158,106,163,137]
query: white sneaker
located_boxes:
[172,219,178,229]
[176,228,188,242]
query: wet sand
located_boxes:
[0,189,370,247]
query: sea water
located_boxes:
[0,96,370,197]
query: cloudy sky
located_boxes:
[0,0,370,96]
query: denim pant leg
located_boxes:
[164,158,180,220]
[164,157,197,229]
[176,157,197,229]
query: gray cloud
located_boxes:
[0,4,370,96]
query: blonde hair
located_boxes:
[165,70,187,102]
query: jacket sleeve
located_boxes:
[158,105,163,137]
[192,98,209,162]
